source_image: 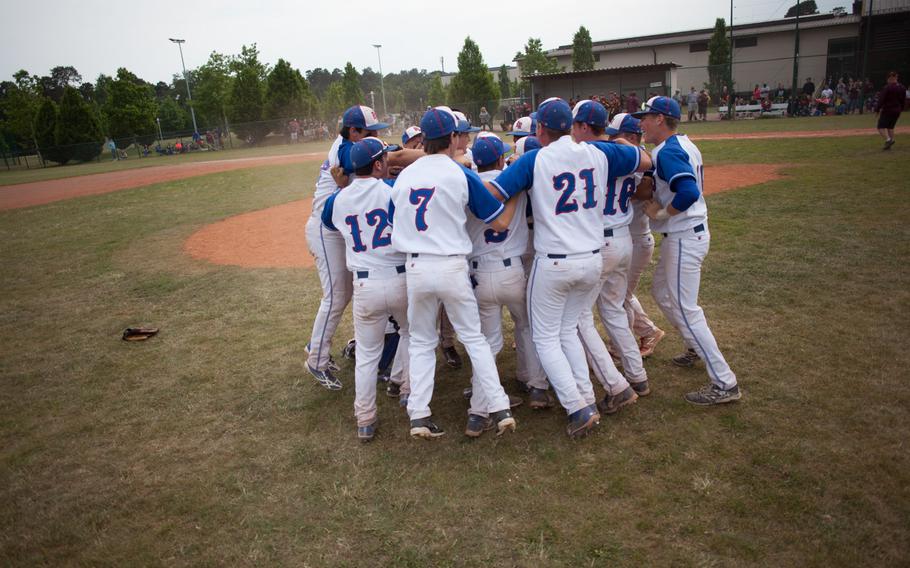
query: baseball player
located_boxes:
[465,134,552,421]
[605,114,666,358]
[305,105,388,390]
[402,126,424,149]
[391,106,516,439]
[487,98,652,437]
[321,137,410,442]
[570,102,649,414]
[507,114,536,142]
[632,96,741,405]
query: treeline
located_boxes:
[0,35,572,164]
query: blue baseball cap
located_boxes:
[572,100,608,128]
[420,106,458,140]
[605,113,642,136]
[471,135,511,167]
[453,110,481,133]
[342,105,389,131]
[507,115,536,137]
[537,97,572,131]
[349,137,388,170]
[631,96,681,120]
[514,135,541,156]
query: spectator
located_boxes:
[760,83,770,100]
[698,89,709,121]
[478,106,491,131]
[752,84,761,104]
[626,91,640,114]
[288,118,301,143]
[776,83,786,101]
[803,77,816,97]
[106,138,118,161]
[848,80,860,113]
[874,71,906,150]
[687,86,698,121]
[673,89,683,107]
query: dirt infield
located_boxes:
[0,153,322,210]
[185,163,787,269]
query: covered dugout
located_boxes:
[525,63,679,108]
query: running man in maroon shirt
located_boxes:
[875,71,906,150]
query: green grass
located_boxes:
[1,132,909,566]
[678,112,879,135]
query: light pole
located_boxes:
[169,38,199,134]
[156,117,163,142]
[369,90,375,109]
[372,44,387,118]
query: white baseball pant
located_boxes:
[625,232,659,337]
[305,217,352,371]
[405,255,510,420]
[593,228,648,383]
[527,252,601,415]
[352,268,410,426]
[468,256,547,417]
[651,228,737,389]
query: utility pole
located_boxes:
[791,0,801,112]
[440,56,445,74]
[169,38,199,134]
[372,44,387,118]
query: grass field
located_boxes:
[1,127,909,566]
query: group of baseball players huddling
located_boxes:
[303,95,741,443]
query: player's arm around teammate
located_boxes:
[633,96,741,406]
[321,137,411,442]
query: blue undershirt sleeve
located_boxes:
[589,141,640,178]
[670,176,700,211]
[321,193,339,231]
[337,140,355,174]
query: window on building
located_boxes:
[735,37,758,48]
[689,41,709,52]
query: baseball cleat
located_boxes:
[685,384,742,406]
[883,139,895,150]
[386,382,401,397]
[528,387,555,410]
[304,342,341,373]
[410,417,445,439]
[566,404,600,438]
[639,328,666,358]
[598,386,639,415]
[512,379,531,394]
[462,387,473,399]
[306,363,342,391]
[358,421,377,443]
[491,409,517,435]
[508,395,523,409]
[377,372,390,384]
[629,379,652,397]
[398,394,409,408]
[464,414,494,438]
[442,346,463,369]
[671,348,701,368]
[343,338,356,360]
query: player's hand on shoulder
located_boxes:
[331,166,350,188]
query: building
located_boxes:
[523,0,909,105]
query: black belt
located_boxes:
[604,229,613,237]
[471,258,513,269]
[356,265,406,278]
[662,223,705,238]
[409,253,460,258]
[547,249,600,259]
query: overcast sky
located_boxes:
[2,0,849,84]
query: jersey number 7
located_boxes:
[409,187,435,231]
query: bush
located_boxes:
[55,87,103,163]
[34,98,68,165]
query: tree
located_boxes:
[193,51,233,128]
[265,59,314,121]
[572,26,595,71]
[498,65,511,99]
[102,68,157,146]
[707,18,732,101]
[516,38,560,77]
[0,71,42,149]
[305,67,343,98]
[785,0,818,17]
[56,86,103,163]
[42,66,82,102]
[426,75,447,107]
[341,62,364,108]
[157,97,190,134]
[34,98,67,164]
[228,44,270,143]
[321,81,346,123]
[448,37,500,120]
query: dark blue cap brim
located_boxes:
[605,127,620,135]
[508,131,531,137]
[365,122,390,131]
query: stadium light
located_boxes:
[372,44,387,119]
[169,38,199,134]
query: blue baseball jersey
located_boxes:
[491,135,640,255]
[390,154,504,255]
[650,134,707,233]
[321,176,404,271]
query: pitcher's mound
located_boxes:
[184,164,786,269]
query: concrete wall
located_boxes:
[530,69,671,104]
